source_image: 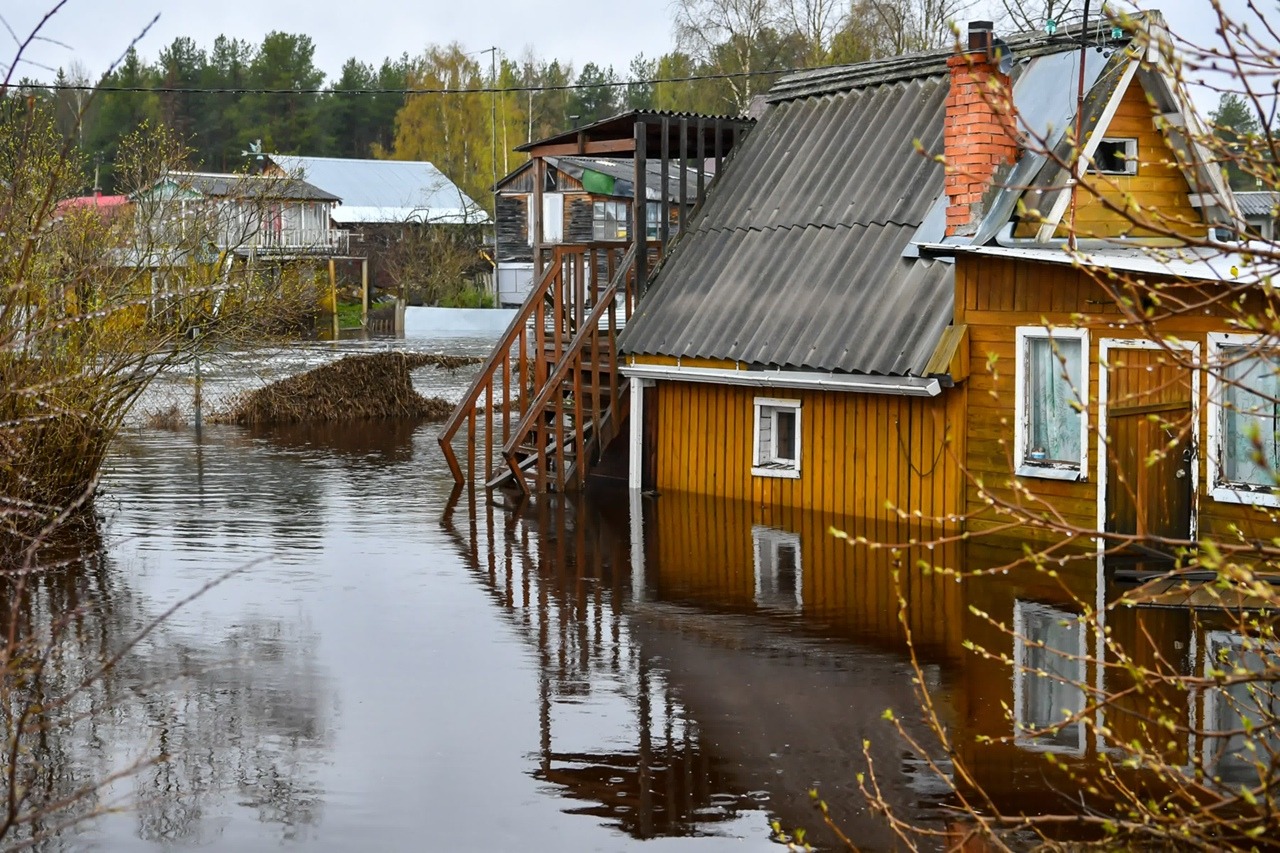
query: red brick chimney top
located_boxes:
[944,21,1020,237]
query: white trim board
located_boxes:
[620,363,942,396]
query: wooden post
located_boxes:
[678,117,689,234]
[361,258,369,330]
[633,120,648,295]
[659,117,670,249]
[328,257,338,338]
[533,157,546,278]
[696,119,705,203]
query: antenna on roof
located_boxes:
[240,139,265,174]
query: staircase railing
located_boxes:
[501,244,638,494]
[437,243,632,489]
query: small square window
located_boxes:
[1092,138,1138,175]
[752,397,801,479]
[592,200,628,241]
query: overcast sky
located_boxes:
[0,1,1256,96]
[5,0,677,82]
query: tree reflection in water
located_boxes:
[0,514,332,849]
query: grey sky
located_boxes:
[0,1,1252,100]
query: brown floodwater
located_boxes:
[9,336,1250,851]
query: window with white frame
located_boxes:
[1014,327,1089,480]
[752,397,801,478]
[1201,631,1280,785]
[1092,138,1138,175]
[592,200,628,241]
[1208,333,1280,505]
[1013,601,1087,754]
[752,525,802,610]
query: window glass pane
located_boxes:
[1027,337,1082,466]
[1222,347,1280,487]
[774,410,796,461]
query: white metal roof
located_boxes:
[270,155,490,225]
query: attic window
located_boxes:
[1092,138,1138,175]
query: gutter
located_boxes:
[619,363,942,397]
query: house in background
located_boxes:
[54,192,130,220]
[136,170,344,256]
[266,154,490,301]
[1235,190,1280,239]
[493,153,709,307]
[617,15,1265,549]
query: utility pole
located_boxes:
[482,46,500,303]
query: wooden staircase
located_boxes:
[438,243,641,496]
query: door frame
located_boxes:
[1096,337,1201,541]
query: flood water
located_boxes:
[10,336,1248,850]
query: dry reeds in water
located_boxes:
[214,352,465,426]
[144,405,187,431]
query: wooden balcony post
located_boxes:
[633,120,648,295]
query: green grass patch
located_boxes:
[439,286,494,309]
[337,301,364,329]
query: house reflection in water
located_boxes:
[442,487,1278,847]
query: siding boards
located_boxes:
[645,375,963,521]
[958,255,1279,540]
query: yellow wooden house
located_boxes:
[619,15,1262,550]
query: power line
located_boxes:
[8,66,800,97]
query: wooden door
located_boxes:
[1104,346,1195,541]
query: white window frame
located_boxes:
[591,199,629,241]
[1012,600,1088,755]
[751,397,801,479]
[541,192,564,243]
[1014,326,1090,481]
[1207,332,1280,507]
[1092,137,1138,175]
[752,525,803,610]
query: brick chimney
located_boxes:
[944,21,1019,237]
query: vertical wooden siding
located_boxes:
[958,255,1276,540]
[644,374,967,523]
[646,491,965,657]
[1013,76,1207,240]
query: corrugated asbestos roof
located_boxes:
[270,155,488,224]
[1235,191,1280,218]
[619,70,955,376]
[619,21,1157,376]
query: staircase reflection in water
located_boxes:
[442,486,967,848]
[444,486,1280,849]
